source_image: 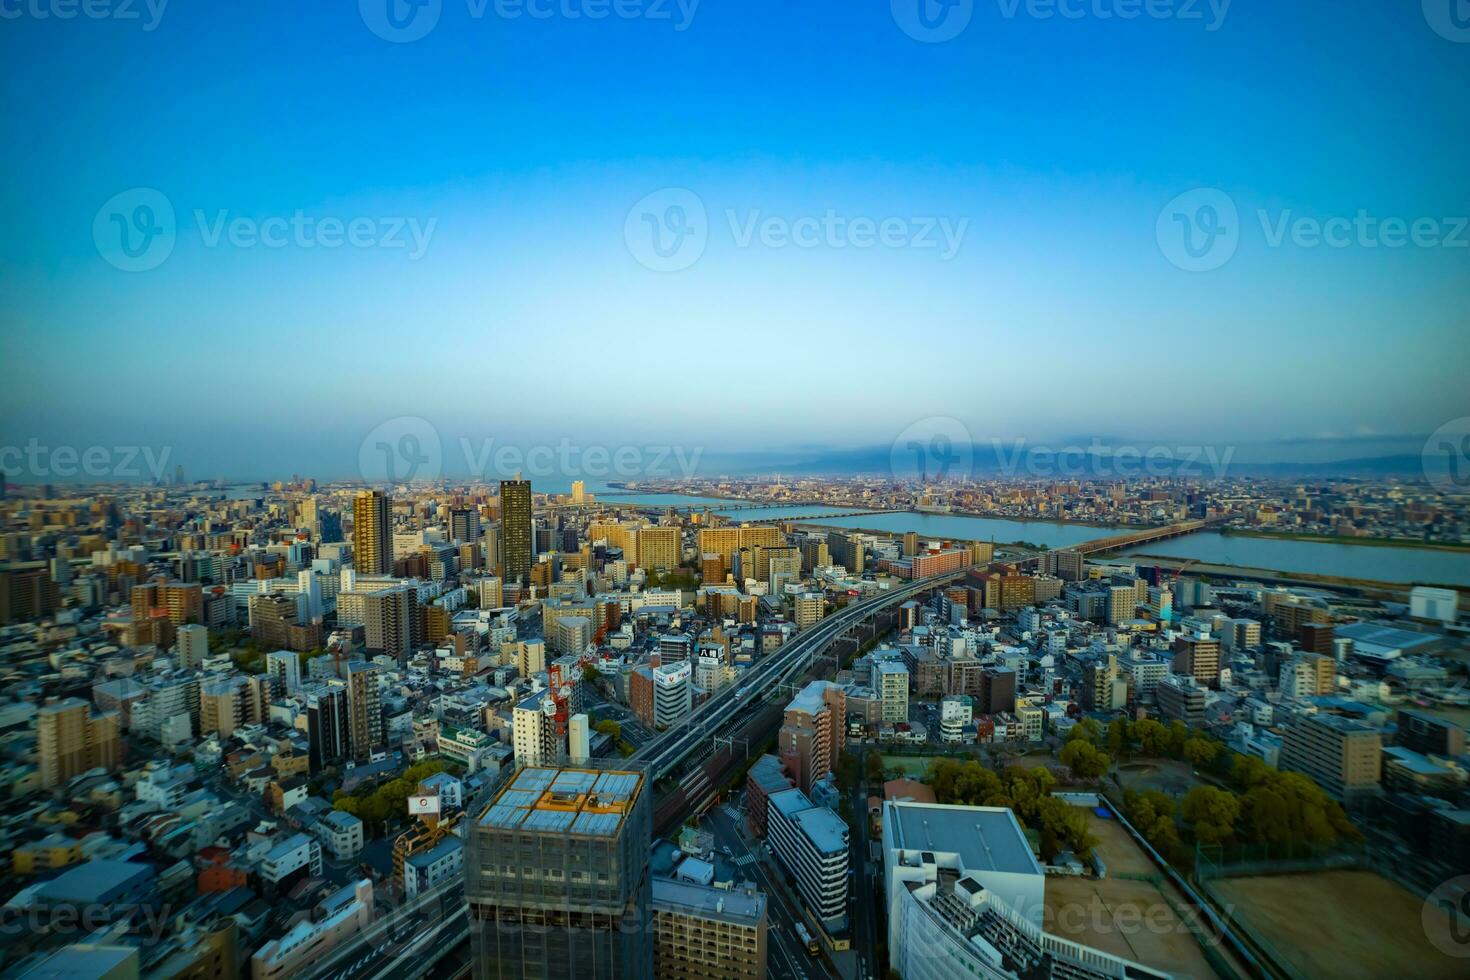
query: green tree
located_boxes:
[1059,740,1110,781]
[1067,718,1103,745]
[594,719,621,740]
[1106,717,1130,757]
[1182,737,1219,769]
[1181,786,1238,845]
[1131,718,1169,757]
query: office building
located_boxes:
[1155,675,1207,726]
[37,698,121,790]
[352,490,393,575]
[451,507,483,545]
[978,666,1015,716]
[653,659,693,729]
[652,878,767,980]
[1280,713,1382,801]
[499,479,533,583]
[465,766,651,979]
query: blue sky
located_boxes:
[1,0,1467,480]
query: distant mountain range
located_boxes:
[686,446,1433,480]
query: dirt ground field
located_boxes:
[1043,810,1230,980]
[1211,870,1462,979]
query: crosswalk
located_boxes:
[731,851,757,867]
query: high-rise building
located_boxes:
[1172,635,1222,688]
[176,623,209,669]
[512,691,562,767]
[570,480,587,504]
[265,649,303,693]
[344,661,383,760]
[336,585,419,658]
[352,490,393,575]
[36,698,121,789]
[306,682,350,773]
[500,480,533,583]
[978,666,1015,716]
[826,531,864,574]
[766,788,848,930]
[466,765,652,979]
[778,680,845,795]
[794,593,825,630]
[653,659,693,729]
[635,526,680,573]
[450,507,483,545]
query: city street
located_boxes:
[703,799,841,980]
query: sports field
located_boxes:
[1043,809,1233,980]
[1211,870,1461,979]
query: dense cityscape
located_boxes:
[0,469,1466,978]
[5,1,1469,978]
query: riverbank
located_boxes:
[1117,553,1470,600]
[1221,528,1470,553]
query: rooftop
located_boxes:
[885,801,1042,878]
[480,765,643,838]
[652,877,766,927]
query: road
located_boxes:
[636,570,968,784]
[848,747,880,980]
[704,799,840,980]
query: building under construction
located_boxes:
[465,763,651,979]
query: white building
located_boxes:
[938,695,973,743]
[512,691,560,767]
[653,659,693,729]
[1410,586,1458,624]
[265,650,302,694]
[874,660,909,723]
[880,800,1164,980]
[767,788,848,930]
[259,833,323,886]
[312,809,365,861]
[403,834,464,900]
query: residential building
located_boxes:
[767,788,848,930]
[1280,713,1382,801]
[652,878,767,980]
[352,490,393,575]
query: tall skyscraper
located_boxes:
[499,479,532,584]
[352,490,393,575]
[466,765,652,979]
[570,480,586,504]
